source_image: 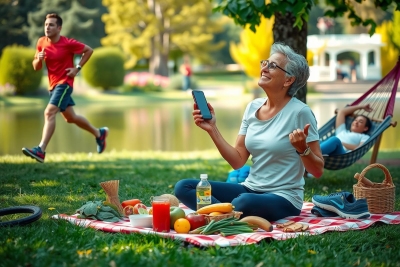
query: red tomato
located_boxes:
[121,199,142,209]
[185,213,206,231]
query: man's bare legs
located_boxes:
[22,103,59,162]
[61,106,99,133]
[61,106,108,153]
[40,105,100,151]
[23,105,107,162]
[38,104,59,152]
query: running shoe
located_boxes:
[311,206,339,217]
[312,191,370,219]
[22,146,45,163]
[96,127,109,153]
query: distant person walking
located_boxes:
[350,60,357,82]
[22,13,108,163]
[180,56,192,91]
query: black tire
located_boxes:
[0,205,42,227]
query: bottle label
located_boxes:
[197,189,211,205]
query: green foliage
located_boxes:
[26,0,100,48]
[81,46,125,90]
[0,45,42,95]
[213,0,313,32]
[213,0,399,35]
[0,0,38,55]
[102,0,225,76]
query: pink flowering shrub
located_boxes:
[124,72,169,92]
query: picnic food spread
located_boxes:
[74,180,310,236]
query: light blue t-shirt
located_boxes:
[335,123,370,152]
[239,97,319,210]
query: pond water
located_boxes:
[1,95,399,156]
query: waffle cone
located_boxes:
[100,180,123,214]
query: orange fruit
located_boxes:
[148,207,153,215]
[174,218,191,234]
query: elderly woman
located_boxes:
[175,43,324,221]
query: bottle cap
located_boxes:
[200,174,208,179]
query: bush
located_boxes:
[0,45,42,95]
[82,47,125,90]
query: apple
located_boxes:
[170,207,186,229]
[185,213,206,231]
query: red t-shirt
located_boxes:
[35,36,85,90]
[184,64,192,76]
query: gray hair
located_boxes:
[270,42,310,96]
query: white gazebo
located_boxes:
[307,34,384,82]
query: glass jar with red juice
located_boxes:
[151,196,170,232]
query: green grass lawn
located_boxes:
[1,151,400,267]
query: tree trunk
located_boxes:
[273,12,308,104]
[149,1,170,77]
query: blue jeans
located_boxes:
[320,136,346,155]
[174,179,301,222]
[182,76,191,91]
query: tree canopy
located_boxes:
[101,0,225,76]
[212,0,399,103]
[213,0,399,35]
[26,0,100,48]
[0,0,38,55]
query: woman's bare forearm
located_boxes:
[207,126,249,170]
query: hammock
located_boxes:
[319,58,399,170]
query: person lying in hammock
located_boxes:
[321,104,372,155]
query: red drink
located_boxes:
[152,197,170,232]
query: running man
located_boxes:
[22,13,108,163]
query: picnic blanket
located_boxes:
[52,202,400,247]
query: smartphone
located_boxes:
[191,90,212,120]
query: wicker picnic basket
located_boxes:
[204,211,243,224]
[353,163,395,214]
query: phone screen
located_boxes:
[192,90,212,120]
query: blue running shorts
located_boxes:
[49,84,75,112]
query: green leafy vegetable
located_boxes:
[76,201,122,222]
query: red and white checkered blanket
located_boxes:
[52,202,400,247]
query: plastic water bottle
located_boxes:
[196,174,212,210]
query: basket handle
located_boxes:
[354,163,394,186]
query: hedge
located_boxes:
[0,46,42,95]
[82,47,125,90]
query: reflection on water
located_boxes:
[1,97,399,156]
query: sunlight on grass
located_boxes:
[32,180,61,188]
[1,150,399,266]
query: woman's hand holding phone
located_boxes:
[191,90,216,131]
[193,102,216,131]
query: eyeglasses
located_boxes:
[260,60,291,75]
